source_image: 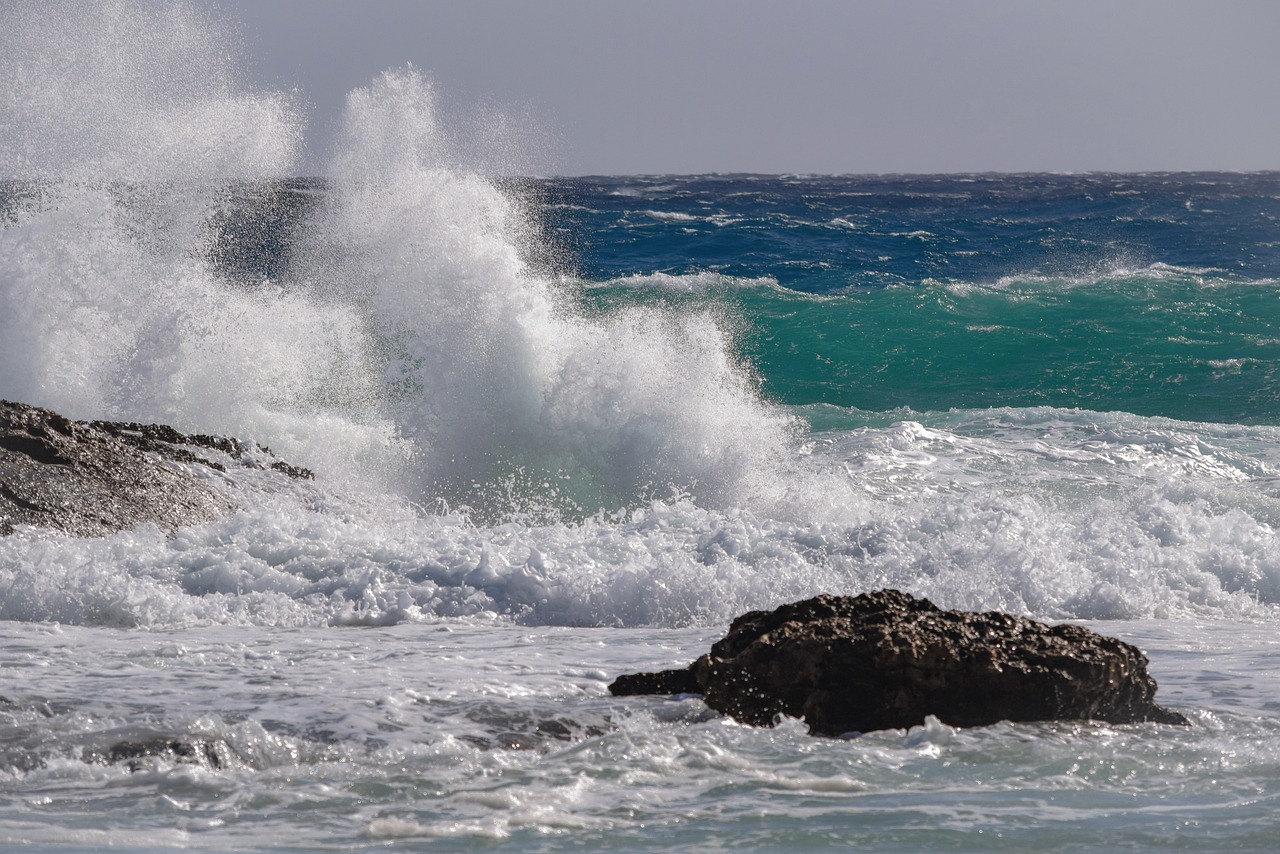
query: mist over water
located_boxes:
[0,1,313,435]
[0,1,299,184]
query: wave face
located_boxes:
[2,2,1280,631]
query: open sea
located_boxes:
[3,3,1280,851]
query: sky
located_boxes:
[227,0,1280,176]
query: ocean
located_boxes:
[3,3,1280,851]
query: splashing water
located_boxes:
[0,1,298,184]
[3,0,1280,633]
[0,2,794,517]
[0,0,344,448]
[309,67,797,515]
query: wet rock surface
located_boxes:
[96,737,228,772]
[456,706,613,751]
[1,399,311,537]
[611,589,1188,735]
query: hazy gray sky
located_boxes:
[226,0,1280,175]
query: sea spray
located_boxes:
[304,66,798,516]
[2,0,1280,633]
[0,0,299,184]
[0,0,388,472]
[0,3,795,513]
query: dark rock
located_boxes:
[457,702,612,751]
[98,737,226,772]
[607,666,701,697]
[610,589,1188,736]
[1,399,312,537]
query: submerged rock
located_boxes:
[0,399,312,537]
[611,589,1188,735]
[95,737,227,772]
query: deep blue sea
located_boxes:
[4,3,1280,851]
[545,172,1280,424]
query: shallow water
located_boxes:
[2,619,1278,852]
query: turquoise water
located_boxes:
[551,173,1280,424]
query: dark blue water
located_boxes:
[532,173,1280,423]
[537,173,1280,292]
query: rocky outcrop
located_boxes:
[611,589,1188,735]
[1,399,311,537]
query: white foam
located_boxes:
[590,271,780,293]
[3,3,1280,632]
[296,66,798,514]
[3,407,1279,629]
